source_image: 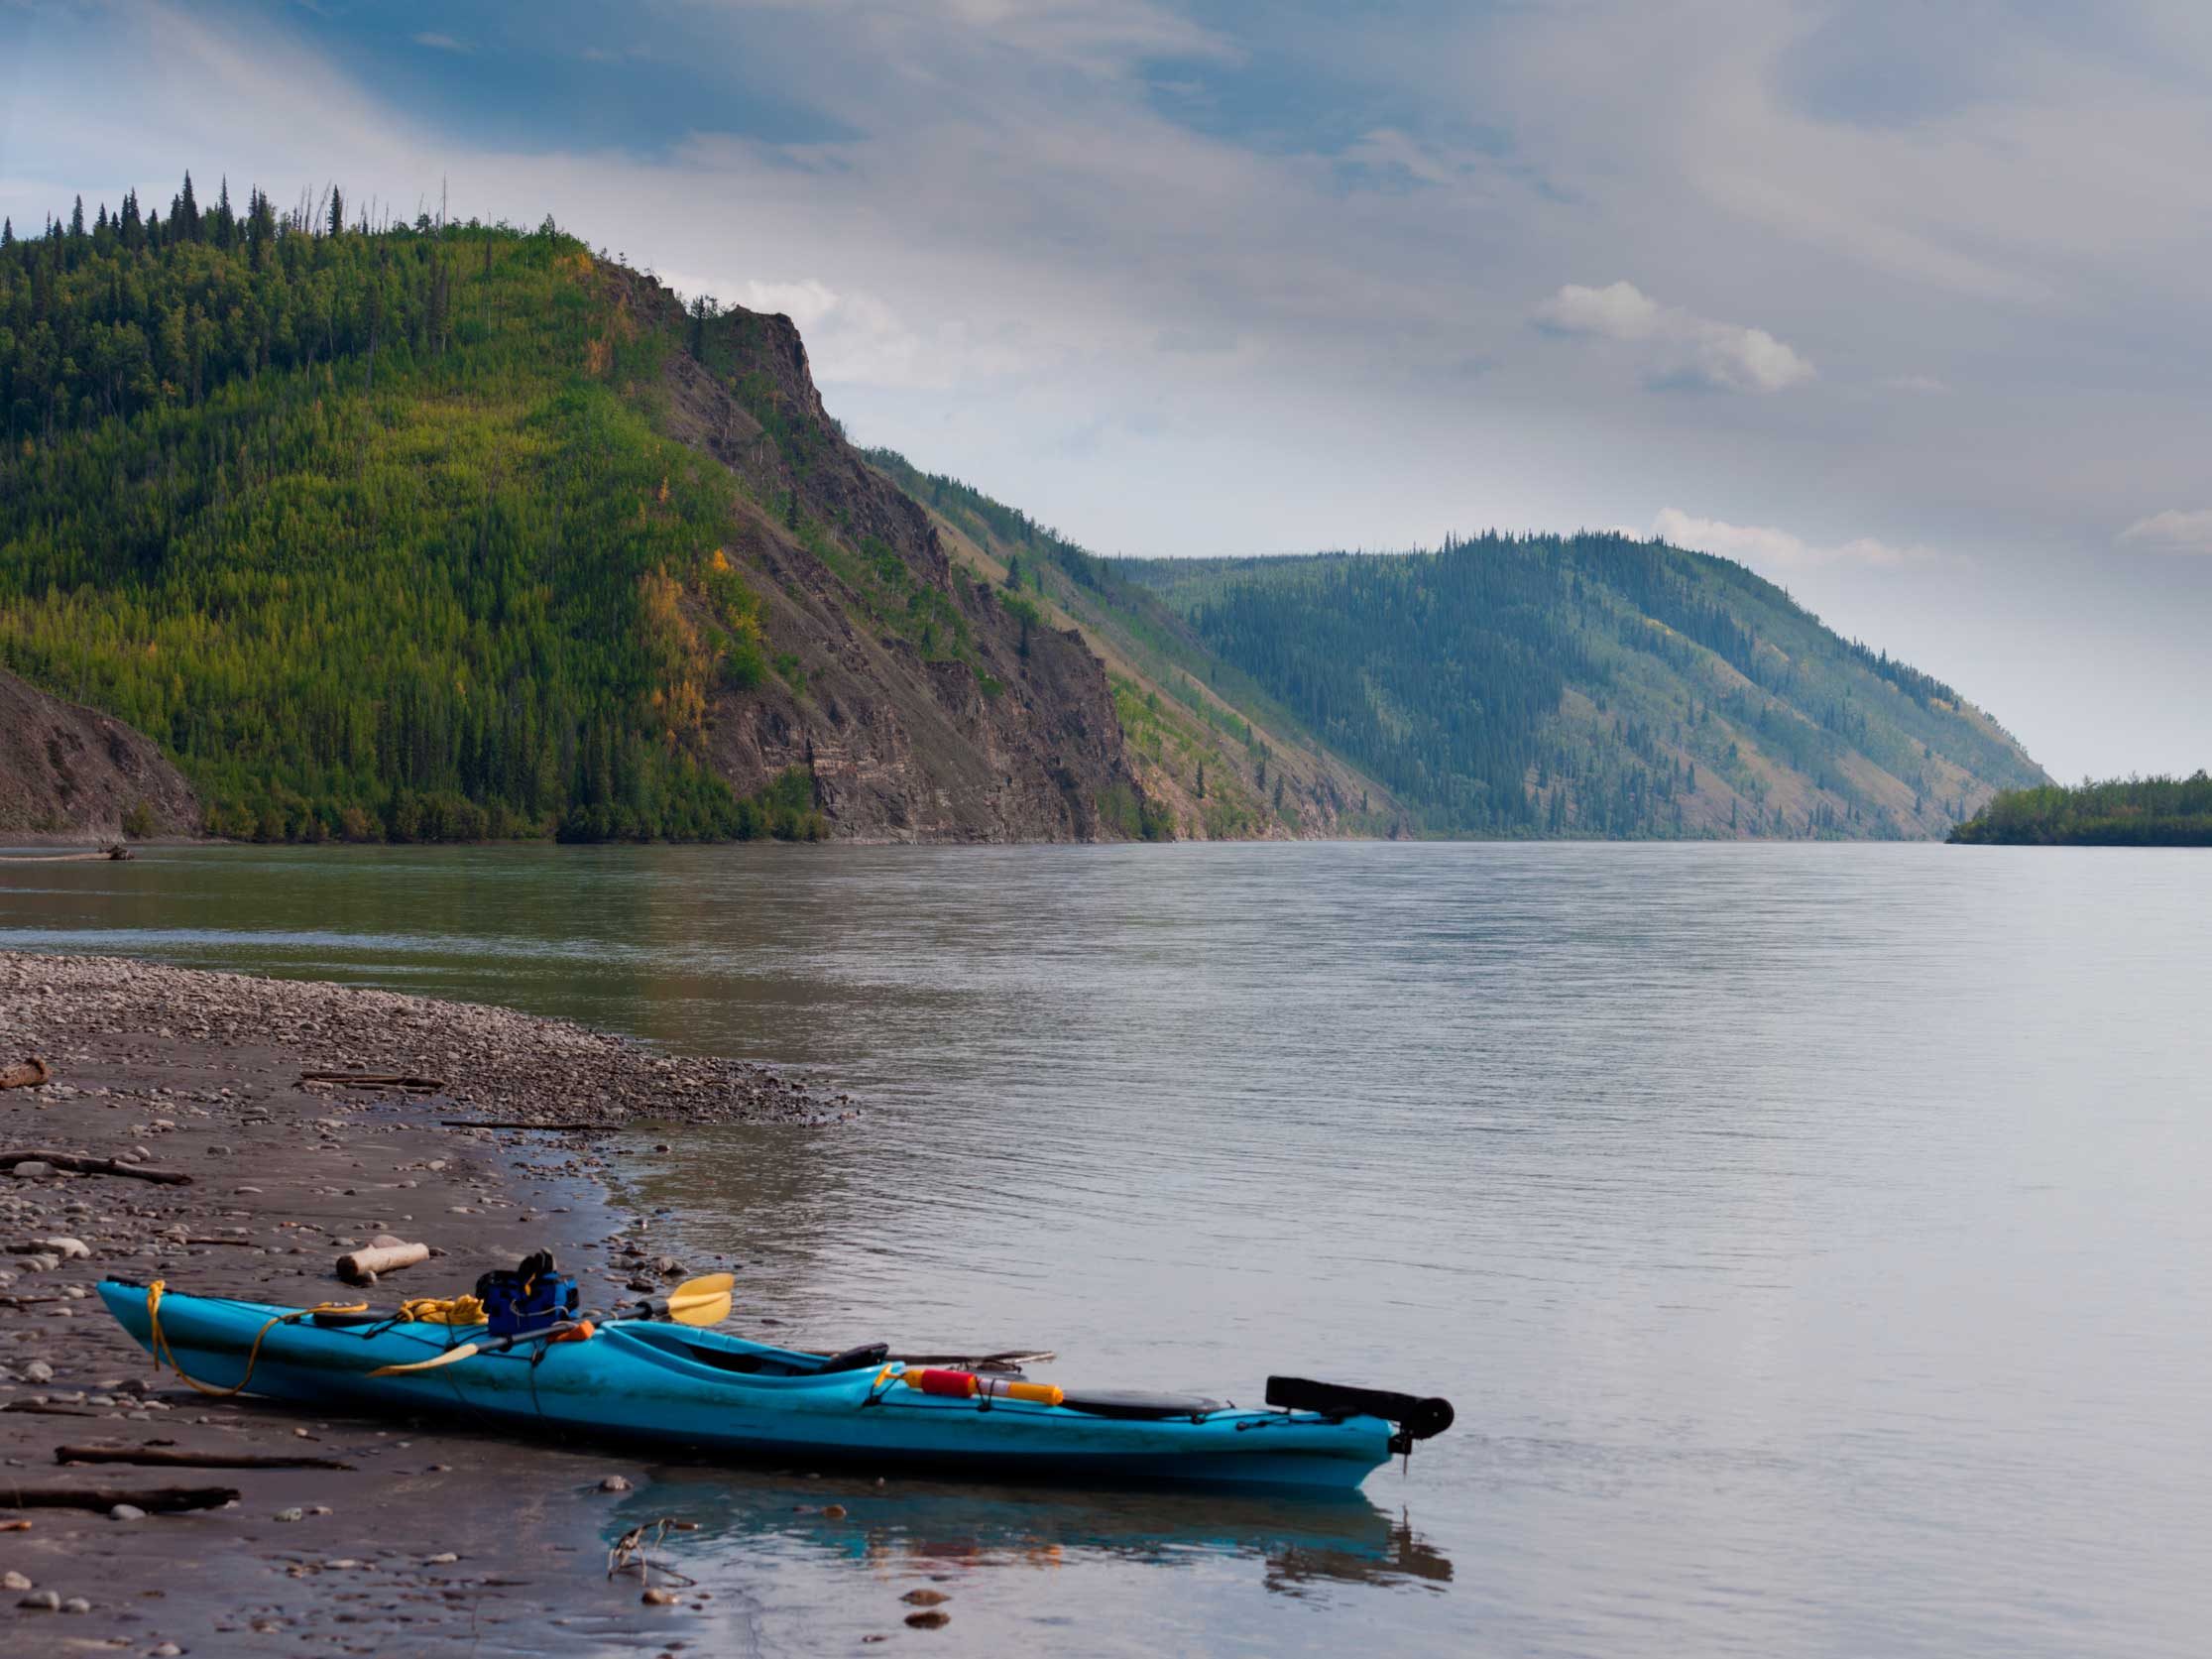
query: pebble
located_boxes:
[61,1597,90,1613]
[904,1609,951,1629]
[21,1361,53,1384]
[10,1163,53,1179]
[901,1589,950,1605]
[423,1552,458,1565]
[1,1571,30,1592]
[151,1644,183,1657]
[273,1507,304,1522]
[17,1590,59,1611]
[109,1503,147,1521]
[599,1476,632,1492]
[640,1588,679,1606]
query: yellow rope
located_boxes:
[144,1279,369,1398]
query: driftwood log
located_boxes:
[299,1072,444,1091]
[0,1150,191,1185]
[0,1058,50,1091]
[0,1482,238,1513]
[56,1444,356,1472]
[336,1241,429,1285]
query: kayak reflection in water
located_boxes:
[605,1470,1453,1594]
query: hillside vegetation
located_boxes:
[1117,538,2046,838]
[0,176,1137,844]
[868,449,1395,839]
[1950,774,2212,846]
[0,179,803,841]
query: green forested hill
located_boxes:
[1950,774,2212,845]
[0,180,789,840]
[864,454,2044,840]
[867,447,1396,839]
[1119,539,2046,838]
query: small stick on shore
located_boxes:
[0,1482,239,1514]
[0,1149,192,1184]
[439,1120,628,1132]
[299,1071,445,1091]
[56,1444,357,1472]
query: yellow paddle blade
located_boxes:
[369,1340,484,1377]
[663,1272,736,1328]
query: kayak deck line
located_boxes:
[96,1278,1453,1491]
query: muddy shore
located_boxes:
[0,950,861,1655]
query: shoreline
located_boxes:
[0,949,836,1651]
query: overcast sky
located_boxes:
[5,0,2209,779]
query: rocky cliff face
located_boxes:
[0,668,199,839]
[626,272,1144,842]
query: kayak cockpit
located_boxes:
[613,1322,890,1378]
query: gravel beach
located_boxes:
[0,949,843,1654]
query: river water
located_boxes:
[4,841,2208,1656]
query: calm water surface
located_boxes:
[4,841,2208,1656]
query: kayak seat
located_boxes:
[1060,1390,1223,1422]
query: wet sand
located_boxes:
[0,950,839,1654]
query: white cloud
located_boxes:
[2117,509,2212,555]
[1533,281,1814,394]
[1653,508,1927,570]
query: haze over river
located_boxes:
[4,841,2207,1656]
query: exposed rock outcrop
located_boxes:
[626,271,1144,842]
[0,669,198,840]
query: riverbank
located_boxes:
[0,950,851,1652]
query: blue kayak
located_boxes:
[97,1280,1450,1490]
